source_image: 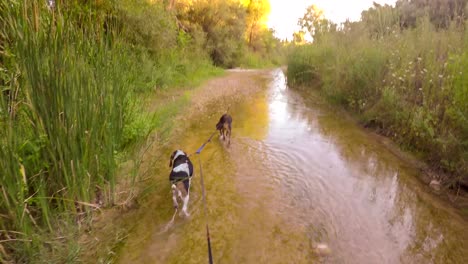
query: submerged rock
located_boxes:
[313,243,332,256]
[429,179,441,191]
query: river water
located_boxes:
[116,69,467,263]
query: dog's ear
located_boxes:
[216,115,224,130]
[216,121,223,130]
[169,151,176,167]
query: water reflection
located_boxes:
[232,92,269,141]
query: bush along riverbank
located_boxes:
[287,2,467,190]
[0,0,285,262]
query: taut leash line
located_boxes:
[181,129,218,263]
[186,129,217,264]
[198,154,214,264]
[196,131,217,154]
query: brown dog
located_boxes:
[216,114,232,146]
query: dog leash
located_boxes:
[195,131,217,154]
[185,131,217,158]
[191,130,218,264]
[182,129,222,263]
[197,154,214,264]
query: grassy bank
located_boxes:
[287,16,467,186]
[0,1,219,262]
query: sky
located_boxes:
[267,0,397,40]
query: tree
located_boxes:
[395,0,467,29]
[361,2,399,38]
[298,4,335,42]
[292,30,305,44]
[176,0,247,67]
[245,0,270,49]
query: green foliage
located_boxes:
[239,29,288,68]
[0,1,129,260]
[117,0,177,56]
[396,0,467,29]
[292,30,306,44]
[287,45,325,86]
[175,0,286,68]
[0,0,219,261]
[288,2,468,182]
[361,2,400,38]
[245,0,270,48]
[298,4,338,42]
[176,0,247,67]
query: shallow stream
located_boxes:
[116,69,467,264]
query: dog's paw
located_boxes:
[179,210,190,218]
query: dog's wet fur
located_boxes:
[216,114,232,146]
[169,150,193,217]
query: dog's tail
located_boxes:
[225,106,230,114]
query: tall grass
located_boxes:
[0,1,132,260]
[287,18,467,184]
[0,1,219,261]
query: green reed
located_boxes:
[0,0,223,260]
[0,1,130,260]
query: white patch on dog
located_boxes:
[172,150,185,162]
[172,163,190,175]
[170,150,192,218]
[171,177,191,217]
[171,184,178,208]
[182,194,190,216]
[182,178,192,217]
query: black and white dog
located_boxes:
[169,150,194,217]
